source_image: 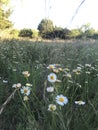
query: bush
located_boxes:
[9,29,19,38]
[32,30,39,38]
[19,29,33,38]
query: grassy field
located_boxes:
[0,39,98,130]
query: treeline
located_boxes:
[17,19,98,40]
[0,0,98,40]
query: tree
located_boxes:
[79,23,96,38]
[0,0,13,30]
[37,19,54,38]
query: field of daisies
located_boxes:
[0,39,98,130]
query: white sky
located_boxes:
[9,0,98,30]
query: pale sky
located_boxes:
[9,0,98,30]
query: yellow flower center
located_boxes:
[78,101,82,104]
[50,65,54,69]
[59,97,64,102]
[24,89,28,94]
[50,76,54,80]
[50,106,55,111]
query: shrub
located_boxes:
[32,30,38,38]
[9,29,19,38]
[19,29,33,38]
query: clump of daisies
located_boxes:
[12,71,32,101]
[46,64,88,112]
[46,64,69,112]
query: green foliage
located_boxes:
[9,29,19,38]
[69,29,81,39]
[0,39,98,130]
[0,0,13,30]
[19,29,33,38]
[32,30,38,38]
[38,19,54,38]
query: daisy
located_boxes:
[46,87,54,92]
[23,96,29,101]
[47,64,56,70]
[48,73,57,83]
[3,80,8,83]
[20,86,31,96]
[85,64,91,67]
[22,71,30,77]
[56,94,68,106]
[48,104,56,111]
[26,83,32,87]
[12,83,21,88]
[75,100,85,105]
[66,73,72,78]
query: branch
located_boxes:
[0,89,17,115]
[70,0,86,24]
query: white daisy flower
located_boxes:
[26,83,32,87]
[85,71,90,74]
[46,87,54,92]
[23,96,29,101]
[75,100,85,105]
[85,64,91,67]
[48,104,56,111]
[22,71,30,77]
[48,73,57,83]
[3,80,8,83]
[12,83,21,88]
[20,86,31,96]
[56,94,68,106]
[66,73,72,78]
[47,64,56,70]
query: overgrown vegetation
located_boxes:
[0,39,98,130]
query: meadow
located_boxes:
[0,38,98,130]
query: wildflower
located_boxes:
[66,73,72,78]
[77,64,84,68]
[47,64,55,70]
[23,96,29,101]
[73,66,82,74]
[85,64,91,67]
[48,104,56,111]
[12,83,21,88]
[58,68,63,72]
[48,73,57,83]
[22,71,30,77]
[53,68,59,73]
[77,67,82,72]
[26,83,32,87]
[73,69,81,75]
[85,81,88,84]
[46,87,54,92]
[64,68,70,72]
[3,80,8,83]
[56,79,62,83]
[75,100,85,105]
[56,94,68,106]
[20,86,31,96]
[85,71,90,74]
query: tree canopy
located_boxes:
[37,19,54,37]
[0,0,13,30]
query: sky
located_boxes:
[9,0,98,30]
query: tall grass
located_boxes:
[0,39,98,130]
